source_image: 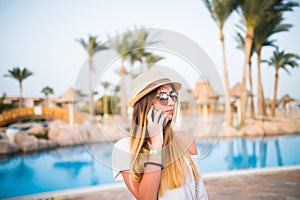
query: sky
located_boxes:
[0,0,300,102]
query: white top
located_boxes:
[112,137,208,200]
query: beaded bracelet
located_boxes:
[144,162,163,169]
[149,149,162,155]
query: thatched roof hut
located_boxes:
[53,87,82,103]
[193,81,220,104]
[229,83,252,98]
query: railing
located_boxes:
[0,107,90,127]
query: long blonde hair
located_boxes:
[129,86,200,197]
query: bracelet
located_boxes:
[144,162,163,169]
[149,149,162,155]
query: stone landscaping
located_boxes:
[0,117,128,155]
[1,114,300,155]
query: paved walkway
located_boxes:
[18,166,300,200]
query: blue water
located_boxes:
[1,135,300,198]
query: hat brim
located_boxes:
[129,80,182,107]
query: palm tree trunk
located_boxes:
[88,57,94,116]
[248,60,255,118]
[240,28,254,128]
[220,31,232,126]
[256,48,266,117]
[19,81,23,108]
[45,94,49,107]
[271,68,279,117]
[103,94,108,117]
[120,62,127,121]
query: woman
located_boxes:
[112,70,208,200]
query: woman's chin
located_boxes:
[166,115,173,120]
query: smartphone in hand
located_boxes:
[151,108,168,128]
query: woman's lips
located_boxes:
[165,110,173,115]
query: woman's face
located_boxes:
[152,84,177,120]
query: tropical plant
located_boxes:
[101,81,111,117]
[4,67,33,107]
[76,35,108,116]
[113,85,120,94]
[235,27,255,118]
[145,52,164,70]
[110,28,159,120]
[203,0,238,126]
[130,27,159,72]
[109,31,133,120]
[254,12,292,117]
[235,11,292,118]
[263,48,299,117]
[97,95,119,115]
[41,86,54,106]
[0,92,6,105]
[236,0,298,126]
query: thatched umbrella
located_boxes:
[178,89,195,115]
[264,98,273,115]
[193,81,220,103]
[193,81,220,121]
[279,94,295,107]
[53,87,82,126]
[229,83,252,98]
[229,83,252,128]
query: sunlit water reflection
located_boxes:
[0,135,299,198]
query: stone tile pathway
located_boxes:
[20,166,300,200]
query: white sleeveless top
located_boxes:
[112,137,208,200]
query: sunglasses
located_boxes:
[156,91,178,105]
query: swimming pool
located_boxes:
[1,134,300,198]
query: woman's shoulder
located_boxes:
[176,130,197,155]
[114,137,130,152]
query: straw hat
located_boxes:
[128,70,182,107]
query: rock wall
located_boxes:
[0,117,129,155]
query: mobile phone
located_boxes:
[151,108,168,128]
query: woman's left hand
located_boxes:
[147,106,166,149]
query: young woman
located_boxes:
[112,70,208,200]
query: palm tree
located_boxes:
[235,12,292,118]
[114,85,120,94]
[0,92,6,105]
[41,86,54,106]
[4,67,33,107]
[235,27,255,118]
[236,0,298,127]
[263,48,299,117]
[101,81,111,118]
[254,12,292,117]
[109,32,132,120]
[113,85,121,114]
[145,52,164,70]
[76,35,108,116]
[203,0,238,126]
[130,27,158,72]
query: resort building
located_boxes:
[193,81,221,115]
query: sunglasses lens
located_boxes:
[157,92,178,105]
[159,93,169,105]
[170,92,178,102]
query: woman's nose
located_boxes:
[167,96,175,105]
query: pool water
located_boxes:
[0,135,300,198]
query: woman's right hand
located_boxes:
[147,106,166,149]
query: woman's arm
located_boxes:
[121,107,165,199]
[121,132,197,199]
[121,153,162,200]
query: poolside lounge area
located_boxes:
[18,165,300,200]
